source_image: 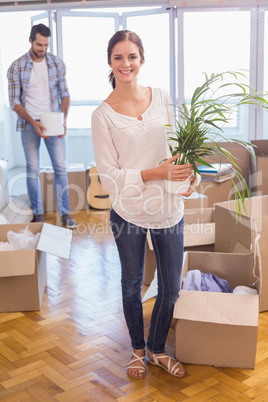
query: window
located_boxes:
[124,9,172,93]
[57,12,116,133]
[0,4,267,169]
[60,14,115,102]
[57,7,172,133]
[0,10,48,105]
[51,7,172,166]
[183,10,251,141]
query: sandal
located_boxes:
[147,352,185,377]
[127,350,146,380]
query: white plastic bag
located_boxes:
[7,225,40,250]
[0,242,13,251]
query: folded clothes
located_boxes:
[182,269,233,293]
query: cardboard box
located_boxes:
[183,191,208,210]
[143,239,157,286]
[0,222,72,312]
[250,140,268,195]
[197,141,251,207]
[39,164,87,212]
[214,195,268,312]
[198,178,234,208]
[143,208,215,286]
[184,207,215,251]
[204,141,251,185]
[174,250,260,369]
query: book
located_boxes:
[201,171,235,183]
[198,163,233,177]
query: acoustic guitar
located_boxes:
[87,166,111,210]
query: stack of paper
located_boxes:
[198,163,235,183]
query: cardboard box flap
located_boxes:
[215,196,268,220]
[251,139,268,156]
[232,242,252,254]
[174,290,259,326]
[36,223,72,259]
[251,230,262,295]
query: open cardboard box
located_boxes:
[250,140,268,196]
[215,195,268,312]
[0,222,72,312]
[174,249,260,369]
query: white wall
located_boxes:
[0,48,15,167]
[0,49,6,161]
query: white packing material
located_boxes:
[6,225,40,250]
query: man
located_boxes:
[7,23,77,229]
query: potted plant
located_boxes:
[166,70,268,216]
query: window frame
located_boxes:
[175,5,265,141]
[55,6,174,136]
[1,2,267,146]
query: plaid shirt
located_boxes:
[7,51,70,131]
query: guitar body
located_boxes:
[87,166,111,210]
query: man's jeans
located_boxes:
[110,208,184,354]
[21,122,70,216]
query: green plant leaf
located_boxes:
[167,70,268,220]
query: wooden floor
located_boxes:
[0,209,268,401]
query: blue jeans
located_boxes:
[21,122,70,216]
[110,209,184,354]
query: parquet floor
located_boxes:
[0,209,268,401]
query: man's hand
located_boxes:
[58,119,67,138]
[32,120,50,139]
[13,104,50,139]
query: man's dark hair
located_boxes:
[30,23,51,41]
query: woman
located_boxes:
[91,30,200,379]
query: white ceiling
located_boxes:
[0,0,268,10]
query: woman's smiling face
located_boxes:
[109,40,143,85]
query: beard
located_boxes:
[31,46,46,59]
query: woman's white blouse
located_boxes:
[91,87,200,229]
